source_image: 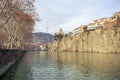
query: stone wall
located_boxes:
[0,50,26,76]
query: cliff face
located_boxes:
[50,27,120,52]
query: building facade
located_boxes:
[104,12,120,28]
[87,18,109,30]
[73,11,120,34]
[73,27,80,35]
[73,25,87,35]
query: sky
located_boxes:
[34,0,120,34]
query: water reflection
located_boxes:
[50,52,120,80]
[1,51,120,80]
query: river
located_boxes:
[1,51,120,80]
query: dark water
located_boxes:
[1,51,120,80]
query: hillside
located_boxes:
[32,32,54,45]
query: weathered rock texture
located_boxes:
[50,27,120,53]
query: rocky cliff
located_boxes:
[50,27,120,53]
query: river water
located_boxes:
[1,51,120,80]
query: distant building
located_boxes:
[87,20,99,31]
[87,21,98,30]
[73,11,120,34]
[97,18,109,27]
[80,25,87,33]
[104,12,120,28]
[87,18,109,30]
[110,15,119,21]
[73,27,81,35]
[73,25,87,35]
[113,11,120,17]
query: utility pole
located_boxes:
[45,23,49,51]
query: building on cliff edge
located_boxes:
[73,11,120,35]
[73,25,87,35]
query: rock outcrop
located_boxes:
[50,27,120,53]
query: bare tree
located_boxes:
[0,0,37,50]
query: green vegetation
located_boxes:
[54,33,63,41]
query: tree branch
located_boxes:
[0,15,11,29]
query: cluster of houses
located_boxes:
[73,11,120,35]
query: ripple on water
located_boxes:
[1,52,120,80]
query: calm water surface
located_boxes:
[1,51,120,80]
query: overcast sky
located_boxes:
[34,0,120,34]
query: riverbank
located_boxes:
[0,50,26,77]
[50,27,120,53]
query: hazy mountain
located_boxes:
[32,32,54,45]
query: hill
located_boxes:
[32,32,54,45]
